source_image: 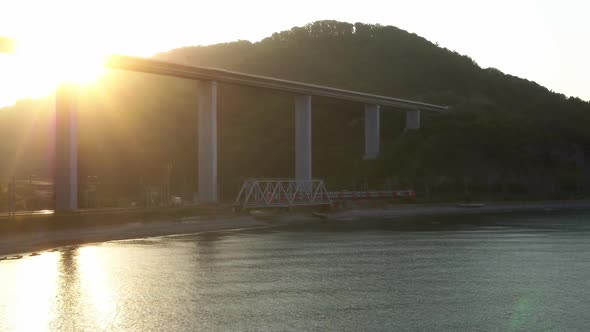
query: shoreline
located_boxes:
[2,199,590,257]
[0,215,280,257]
[329,199,590,219]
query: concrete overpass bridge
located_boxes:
[54,55,448,212]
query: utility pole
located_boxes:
[8,177,15,219]
[162,163,172,206]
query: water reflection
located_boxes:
[79,246,118,330]
[0,245,119,331]
[0,252,59,332]
[47,246,119,331]
[50,247,82,331]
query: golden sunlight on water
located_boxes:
[78,246,118,330]
[0,246,121,331]
[0,252,59,331]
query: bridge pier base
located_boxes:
[55,84,79,212]
[405,110,421,130]
[197,80,218,203]
[364,104,380,159]
[295,95,312,187]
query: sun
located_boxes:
[16,35,107,84]
[1,0,219,108]
[0,34,108,107]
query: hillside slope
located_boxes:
[155,20,590,198]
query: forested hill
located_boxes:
[159,20,590,197]
[2,20,590,203]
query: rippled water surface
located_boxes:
[2,212,590,331]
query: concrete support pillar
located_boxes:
[364,104,380,159]
[295,95,312,185]
[405,110,421,130]
[198,81,218,203]
[55,84,78,212]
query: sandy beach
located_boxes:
[2,200,590,257]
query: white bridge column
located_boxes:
[295,95,312,185]
[198,80,218,203]
[405,110,421,130]
[364,104,380,159]
[55,84,78,212]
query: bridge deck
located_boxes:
[106,55,448,112]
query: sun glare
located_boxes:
[1,0,244,108]
[0,37,106,107]
[0,33,108,107]
[18,36,106,84]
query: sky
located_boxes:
[0,0,589,107]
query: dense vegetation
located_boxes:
[2,20,590,206]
